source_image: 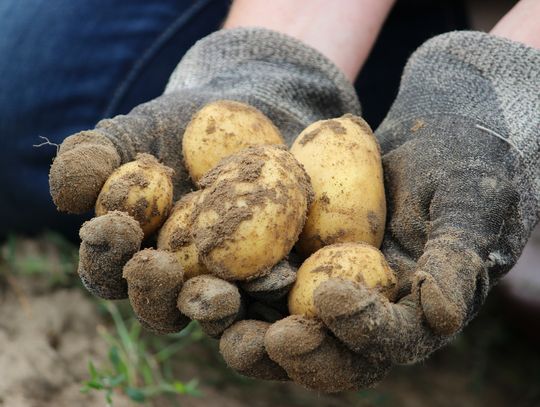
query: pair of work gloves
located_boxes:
[49,28,540,392]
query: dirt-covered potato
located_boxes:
[157,191,209,280]
[95,153,174,237]
[182,100,285,183]
[288,243,397,318]
[123,249,189,334]
[192,145,313,281]
[290,115,386,256]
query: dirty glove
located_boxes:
[48,29,359,343]
[221,31,540,392]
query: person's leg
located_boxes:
[0,0,229,239]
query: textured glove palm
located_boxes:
[221,31,540,392]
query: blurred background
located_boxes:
[0,232,538,406]
[1,0,538,406]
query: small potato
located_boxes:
[288,243,397,318]
[182,100,285,183]
[157,191,209,280]
[95,153,174,237]
[290,115,386,256]
[192,145,313,281]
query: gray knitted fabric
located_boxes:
[378,31,540,236]
[94,27,360,197]
[227,31,540,393]
[320,30,540,374]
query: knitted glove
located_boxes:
[48,28,359,350]
[221,31,540,392]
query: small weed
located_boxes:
[82,301,203,406]
[0,231,79,288]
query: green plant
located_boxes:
[0,231,79,287]
[82,301,203,406]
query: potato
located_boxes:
[288,242,397,318]
[95,153,174,237]
[290,114,386,256]
[182,100,285,183]
[192,145,313,281]
[157,191,209,280]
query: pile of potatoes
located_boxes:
[72,99,397,339]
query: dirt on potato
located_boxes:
[192,145,313,281]
[95,153,174,236]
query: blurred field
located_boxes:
[0,233,539,407]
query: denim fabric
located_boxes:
[0,0,230,238]
[0,0,466,239]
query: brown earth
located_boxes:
[0,236,539,407]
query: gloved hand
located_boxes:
[220,31,540,392]
[48,29,359,345]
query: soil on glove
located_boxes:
[123,249,188,334]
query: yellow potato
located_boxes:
[288,242,397,317]
[192,145,313,281]
[182,100,285,183]
[95,153,173,237]
[157,191,209,280]
[290,114,386,256]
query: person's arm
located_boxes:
[224,0,395,82]
[491,0,540,49]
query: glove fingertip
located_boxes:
[416,272,463,336]
[264,315,325,358]
[50,131,120,214]
[220,320,288,381]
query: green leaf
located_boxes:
[140,363,154,386]
[183,379,202,397]
[108,374,126,387]
[109,346,121,369]
[173,381,186,393]
[105,389,113,404]
[84,380,105,390]
[88,361,99,379]
[126,387,146,403]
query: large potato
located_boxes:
[95,153,173,237]
[192,145,313,281]
[288,242,397,317]
[157,191,209,280]
[290,115,386,256]
[182,100,285,183]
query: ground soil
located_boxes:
[0,238,539,407]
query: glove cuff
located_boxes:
[378,31,540,233]
[165,27,361,143]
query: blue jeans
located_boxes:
[0,0,466,239]
[0,0,230,238]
